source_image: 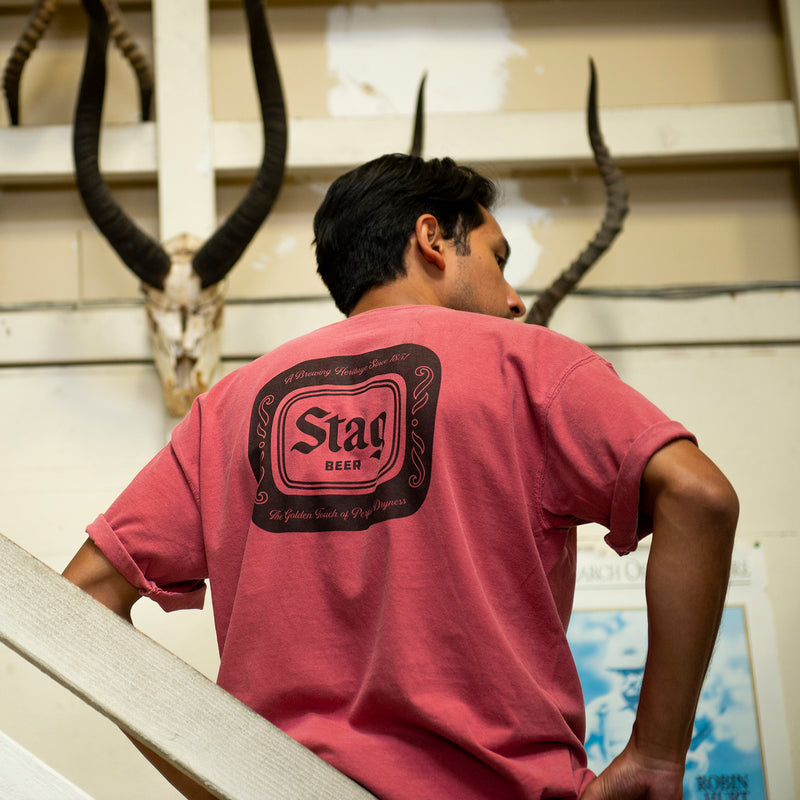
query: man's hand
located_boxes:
[581,736,685,800]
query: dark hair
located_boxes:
[313,153,497,315]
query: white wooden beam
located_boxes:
[152,0,216,240]
[539,288,800,349]
[0,532,377,800]
[0,730,95,800]
[780,0,800,163]
[1,289,798,366]
[1,101,796,183]
[0,123,157,182]
[281,101,799,171]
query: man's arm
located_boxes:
[62,538,218,800]
[582,439,738,800]
[62,538,141,621]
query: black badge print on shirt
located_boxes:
[248,344,441,532]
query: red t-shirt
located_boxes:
[88,306,694,799]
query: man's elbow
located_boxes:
[644,440,739,543]
[673,455,739,548]
[694,470,739,547]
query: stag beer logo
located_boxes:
[248,345,440,532]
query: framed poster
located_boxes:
[569,542,794,800]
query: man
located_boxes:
[584,633,647,774]
[64,153,738,800]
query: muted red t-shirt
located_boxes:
[88,306,693,799]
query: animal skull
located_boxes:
[142,234,226,416]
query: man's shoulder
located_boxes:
[423,307,595,356]
[205,305,598,401]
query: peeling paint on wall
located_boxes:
[325,3,525,116]
[275,234,297,256]
[251,253,271,272]
[251,236,298,272]
[494,180,550,289]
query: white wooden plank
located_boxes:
[538,287,800,348]
[152,0,216,240]
[0,730,95,800]
[1,290,798,366]
[283,102,799,170]
[0,123,157,181]
[0,305,152,363]
[594,101,797,165]
[780,0,800,160]
[1,102,796,183]
[0,533,377,800]
[221,290,800,354]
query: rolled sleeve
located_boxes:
[88,513,207,611]
[85,405,209,612]
[540,356,695,550]
[605,420,696,555]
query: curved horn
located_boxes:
[192,0,287,289]
[409,72,427,157]
[73,0,171,289]
[105,0,154,121]
[525,59,629,327]
[2,0,59,126]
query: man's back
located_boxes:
[86,305,691,799]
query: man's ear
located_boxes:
[414,214,447,271]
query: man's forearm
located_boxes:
[582,442,738,800]
[634,442,738,761]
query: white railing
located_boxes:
[0,729,94,800]
[0,532,377,800]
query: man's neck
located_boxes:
[348,280,442,317]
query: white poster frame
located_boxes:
[570,541,794,800]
